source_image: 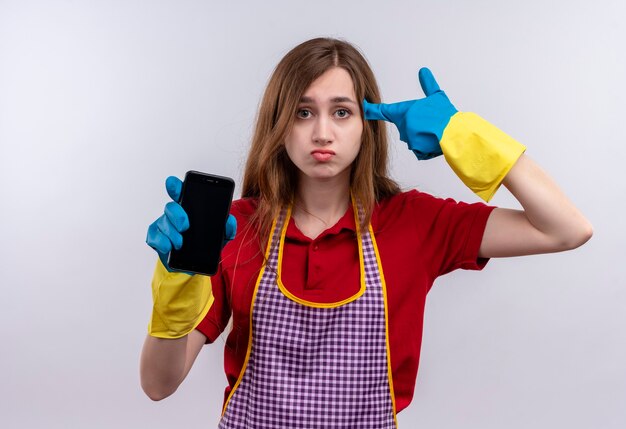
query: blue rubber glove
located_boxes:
[363,67,457,160]
[146,176,237,272]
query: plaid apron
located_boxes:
[219,202,397,428]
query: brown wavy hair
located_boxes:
[241,37,400,240]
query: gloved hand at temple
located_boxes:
[363,68,526,202]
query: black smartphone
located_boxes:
[167,171,235,276]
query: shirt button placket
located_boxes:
[307,241,322,290]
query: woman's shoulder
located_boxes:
[376,189,445,212]
[377,188,489,211]
[227,197,260,241]
[221,197,262,269]
[230,197,259,218]
[373,189,489,229]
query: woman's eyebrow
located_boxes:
[299,96,357,104]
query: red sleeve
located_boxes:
[380,190,495,280]
[195,262,230,344]
[421,194,496,277]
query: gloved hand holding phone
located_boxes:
[144,175,237,339]
[146,176,237,271]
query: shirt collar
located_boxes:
[285,203,356,242]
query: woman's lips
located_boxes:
[311,150,335,162]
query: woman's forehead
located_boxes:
[300,67,357,102]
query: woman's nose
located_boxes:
[312,117,333,145]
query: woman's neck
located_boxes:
[292,172,351,240]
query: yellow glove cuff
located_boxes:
[441,112,526,202]
[148,259,214,339]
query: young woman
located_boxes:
[142,38,592,427]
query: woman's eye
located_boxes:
[296,109,311,119]
[335,109,350,118]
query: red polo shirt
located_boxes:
[196,190,495,413]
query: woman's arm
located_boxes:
[479,154,593,258]
[140,329,207,401]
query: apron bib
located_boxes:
[219,200,397,428]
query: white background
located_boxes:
[1,1,624,428]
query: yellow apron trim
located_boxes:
[369,223,399,426]
[221,216,279,416]
[275,200,366,309]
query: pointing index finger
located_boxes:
[418,67,441,97]
[363,98,414,122]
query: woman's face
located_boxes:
[284,67,363,183]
